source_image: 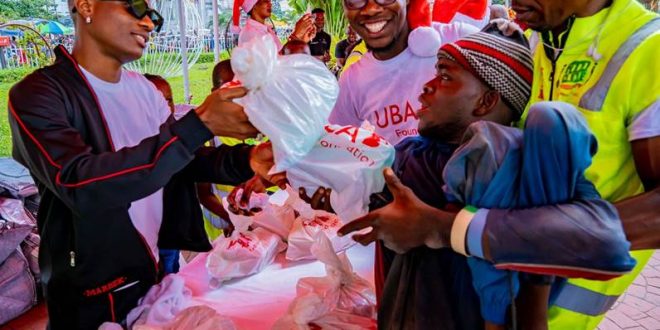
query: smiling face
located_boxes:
[511,0,590,31]
[75,0,155,64]
[417,57,491,142]
[344,0,409,59]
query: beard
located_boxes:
[418,117,468,144]
[365,34,403,55]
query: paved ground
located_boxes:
[599,251,660,330]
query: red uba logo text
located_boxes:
[373,101,418,128]
[303,215,340,230]
[228,233,256,252]
[324,125,387,148]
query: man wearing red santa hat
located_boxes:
[433,0,492,29]
[328,0,478,147]
[233,0,315,51]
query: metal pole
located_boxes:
[0,47,7,69]
[177,0,191,103]
[212,0,220,62]
[199,0,207,29]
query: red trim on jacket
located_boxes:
[9,56,182,189]
[108,293,116,322]
[58,45,117,152]
[135,231,159,278]
[54,137,179,188]
[8,101,62,170]
[11,97,180,188]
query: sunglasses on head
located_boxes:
[72,0,164,33]
[343,0,398,10]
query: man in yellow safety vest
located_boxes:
[513,0,660,328]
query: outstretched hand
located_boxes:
[195,87,259,139]
[227,175,269,214]
[337,168,456,254]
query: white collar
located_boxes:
[245,18,271,33]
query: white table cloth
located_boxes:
[178,242,375,329]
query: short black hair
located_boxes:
[144,74,170,88]
[212,60,234,90]
[311,8,325,14]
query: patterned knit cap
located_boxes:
[438,22,533,118]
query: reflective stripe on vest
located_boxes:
[579,17,660,111]
[553,283,620,316]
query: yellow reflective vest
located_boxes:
[521,0,659,328]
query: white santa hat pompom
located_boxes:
[407,0,442,57]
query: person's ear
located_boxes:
[473,90,500,117]
[75,0,93,19]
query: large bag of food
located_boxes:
[205,199,286,286]
[232,35,338,172]
[286,122,395,223]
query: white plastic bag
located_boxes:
[231,35,339,172]
[252,202,296,241]
[273,233,377,329]
[284,187,355,261]
[287,123,395,223]
[205,198,286,285]
[226,189,296,241]
[126,274,193,329]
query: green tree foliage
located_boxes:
[0,0,56,21]
[288,0,348,38]
[209,10,233,30]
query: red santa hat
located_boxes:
[432,0,489,24]
[407,0,442,57]
[232,0,259,33]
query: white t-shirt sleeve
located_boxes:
[432,21,480,45]
[328,69,361,126]
[628,99,660,141]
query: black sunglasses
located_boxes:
[72,0,164,33]
[343,0,398,10]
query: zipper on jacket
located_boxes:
[69,218,77,268]
[542,17,575,102]
[135,230,159,280]
[548,62,557,101]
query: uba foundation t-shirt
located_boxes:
[329,22,477,145]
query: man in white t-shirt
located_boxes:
[8,0,279,328]
[329,0,478,145]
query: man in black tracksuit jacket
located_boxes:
[7,0,271,328]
